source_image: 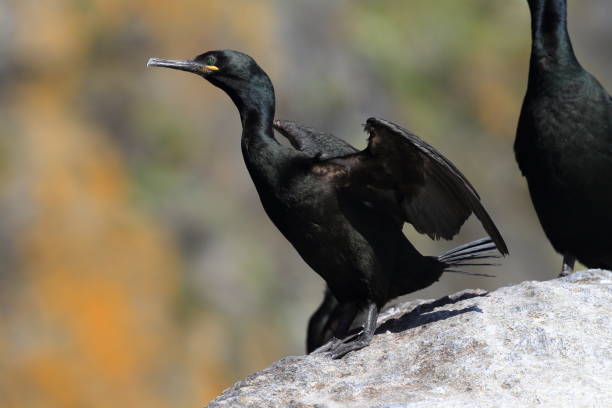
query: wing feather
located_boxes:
[317,117,508,255]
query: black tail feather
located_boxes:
[438,237,497,260]
[445,262,501,267]
[443,254,502,261]
[438,237,502,277]
[443,269,496,278]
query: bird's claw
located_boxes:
[310,330,369,359]
[329,338,371,359]
[310,338,341,354]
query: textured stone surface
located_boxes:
[206,270,612,407]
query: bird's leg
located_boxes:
[559,254,575,277]
[310,302,359,354]
[329,303,379,359]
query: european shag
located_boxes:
[515,0,612,276]
[273,120,506,353]
[148,50,508,358]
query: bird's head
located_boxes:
[147,50,274,123]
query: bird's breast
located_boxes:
[517,86,612,192]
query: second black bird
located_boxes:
[516,0,612,275]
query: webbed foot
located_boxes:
[310,329,362,354]
[329,333,372,359]
[328,302,379,359]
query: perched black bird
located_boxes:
[148,50,508,358]
[515,0,612,276]
[273,120,504,353]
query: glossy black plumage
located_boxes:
[148,50,507,358]
[515,0,612,275]
[275,120,508,352]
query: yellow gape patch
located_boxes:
[202,65,219,73]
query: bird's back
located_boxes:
[273,119,358,158]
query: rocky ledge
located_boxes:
[207,270,612,407]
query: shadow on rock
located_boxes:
[377,292,488,334]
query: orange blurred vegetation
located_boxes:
[1,1,276,406]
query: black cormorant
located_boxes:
[273,120,504,353]
[148,50,508,358]
[515,0,612,275]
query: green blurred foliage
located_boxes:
[0,0,610,406]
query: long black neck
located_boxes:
[223,73,276,135]
[528,0,579,73]
[223,73,285,185]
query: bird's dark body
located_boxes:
[148,49,507,357]
[246,126,442,308]
[516,0,612,270]
[269,120,459,351]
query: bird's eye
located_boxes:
[206,56,216,66]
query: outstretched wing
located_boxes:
[314,117,508,255]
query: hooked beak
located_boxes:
[147,58,219,74]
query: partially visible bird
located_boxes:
[148,50,508,358]
[515,0,612,276]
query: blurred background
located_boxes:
[1,0,610,406]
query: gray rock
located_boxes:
[207,270,612,408]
